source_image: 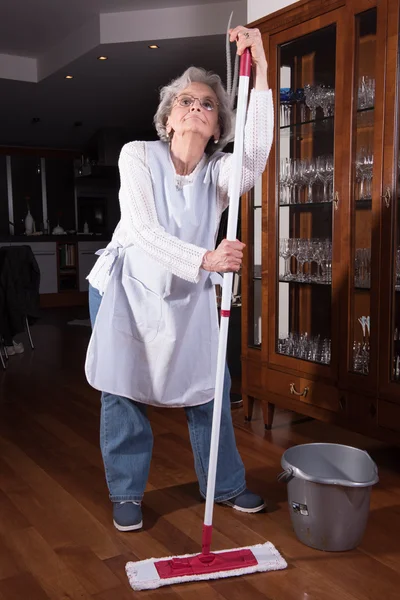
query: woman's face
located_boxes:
[166,82,220,145]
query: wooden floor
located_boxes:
[0,308,400,600]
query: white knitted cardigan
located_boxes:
[88,88,274,295]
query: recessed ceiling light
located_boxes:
[97,56,108,60]
[148,45,159,49]
[65,75,73,79]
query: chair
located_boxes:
[0,339,6,369]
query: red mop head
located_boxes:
[127,525,287,589]
[154,547,258,579]
[126,542,287,591]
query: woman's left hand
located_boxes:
[229,26,268,72]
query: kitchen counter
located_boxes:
[0,235,111,297]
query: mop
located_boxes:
[126,33,287,593]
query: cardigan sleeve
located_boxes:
[118,141,207,283]
[216,89,274,214]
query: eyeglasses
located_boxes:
[174,94,219,112]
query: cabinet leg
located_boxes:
[243,395,255,421]
[262,402,275,430]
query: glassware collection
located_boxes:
[277,333,331,365]
[279,156,334,205]
[280,83,336,126]
[353,315,370,374]
[357,76,375,110]
[354,248,371,288]
[274,20,380,376]
[393,327,400,381]
[355,148,374,201]
[280,77,375,127]
[279,238,332,283]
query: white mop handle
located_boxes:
[204,50,251,529]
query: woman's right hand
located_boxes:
[201,239,245,273]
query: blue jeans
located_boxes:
[89,284,246,503]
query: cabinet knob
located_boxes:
[289,383,309,397]
[333,191,339,210]
[382,187,391,208]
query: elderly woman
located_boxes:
[85,25,273,532]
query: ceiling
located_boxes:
[0,0,230,57]
[0,35,230,149]
[0,0,245,151]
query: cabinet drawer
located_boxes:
[378,400,400,434]
[265,369,339,412]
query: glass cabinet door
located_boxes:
[252,180,262,347]
[274,22,337,370]
[243,183,263,349]
[392,44,400,387]
[391,133,400,383]
[348,8,377,379]
[379,0,400,400]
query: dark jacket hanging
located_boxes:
[0,245,40,342]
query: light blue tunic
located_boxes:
[85,141,224,407]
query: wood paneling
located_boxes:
[379,400,400,433]
[249,0,346,34]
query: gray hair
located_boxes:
[153,66,234,155]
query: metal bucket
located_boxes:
[278,443,379,551]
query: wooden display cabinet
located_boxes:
[241,0,400,442]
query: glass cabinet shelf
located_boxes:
[280,108,374,144]
[278,280,374,291]
[280,120,335,139]
[279,200,333,207]
[279,277,331,286]
[280,115,334,130]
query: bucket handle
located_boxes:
[277,468,294,483]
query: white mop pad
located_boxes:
[126,542,287,591]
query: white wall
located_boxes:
[248,0,299,23]
[0,54,37,83]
